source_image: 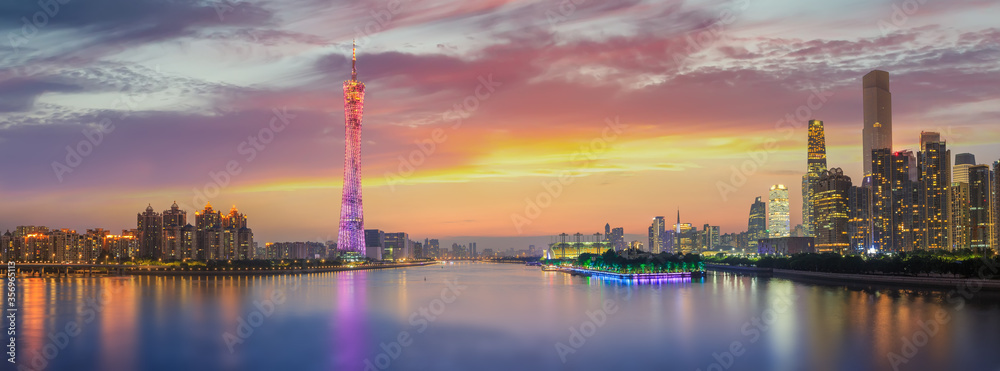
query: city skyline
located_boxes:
[3,0,1000,247]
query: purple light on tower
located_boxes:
[337,41,365,255]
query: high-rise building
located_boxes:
[137,204,163,259]
[848,179,872,254]
[768,185,790,238]
[748,197,766,245]
[994,160,999,252]
[648,216,665,254]
[814,169,852,253]
[871,148,893,251]
[364,229,385,260]
[891,151,919,251]
[954,153,976,184]
[969,165,993,252]
[162,201,187,259]
[918,138,950,250]
[863,70,892,176]
[802,119,827,237]
[384,232,410,260]
[220,205,253,260]
[469,242,477,258]
[337,41,367,256]
[195,202,222,260]
[950,182,971,251]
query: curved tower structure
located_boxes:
[338,41,366,255]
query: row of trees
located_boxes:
[544,249,704,273]
[707,251,1000,278]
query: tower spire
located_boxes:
[351,39,357,81]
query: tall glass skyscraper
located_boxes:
[768,184,790,238]
[802,119,827,237]
[814,168,851,253]
[863,70,892,176]
[338,42,366,255]
[748,197,766,244]
[918,137,950,249]
[969,165,993,252]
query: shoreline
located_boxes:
[17,261,439,277]
[705,263,1000,291]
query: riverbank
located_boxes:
[19,261,439,277]
[705,264,1000,291]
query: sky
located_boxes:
[1,0,999,251]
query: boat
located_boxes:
[541,265,560,271]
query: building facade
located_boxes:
[768,184,790,238]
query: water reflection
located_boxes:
[14,264,1000,371]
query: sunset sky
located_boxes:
[2,0,999,249]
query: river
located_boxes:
[13,262,1000,371]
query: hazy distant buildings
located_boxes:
[863,70,892,176]
[768,184,790,238]
[802,119,827,237]
[814,168,852,253]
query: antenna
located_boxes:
[351,39,357,81]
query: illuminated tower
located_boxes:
[338,41,366,255]
[768,185,790,238]
[802,119,827,237]
[863,70,892,176]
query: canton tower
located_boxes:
[337,41,366,255]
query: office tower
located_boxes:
[470,242,477,258]
[969,165,993,252]
[674,223,693,254]
[413,242,423,259]
[768,184,790,238]
[950,182,971,250]
[648,216,665,254]
[137,204,163,259]
[195,202,222,260]
[863,70,892,175]
[994,161,999,252]
[849,178,873,254]
[705,225,720,251]
[871,148,893,251]
[364,229,385,260]
[954,153,976,184]
[162,201,187,259]
[814,168,852,253]
[891,151,918,251]
[918,138,950,249]
[604,223,611,241]
[920,132,941,151]
[802,119,827,237]
[338,41,367,256]
[384,233,411,260]
[748,197,767,244]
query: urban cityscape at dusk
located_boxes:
[2,0,999,370]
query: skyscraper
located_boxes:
[863,70,892,176]
[950,182,971,250]
[162,201,187,259]
[195,202,222,260]
[768,184,790,238]
[802,119,827,237]
[871,148,893,251]
[918,137,950,249]
[969,165,993,252]
[648,216,665,254]
[748,197,766,245]
[954,153,976,183]
[814,168,852,253]
[891,150,918,251]
[137,204,163,259]
[994,160,999,252]
[338,41,366,256]
[848,179,872,254]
